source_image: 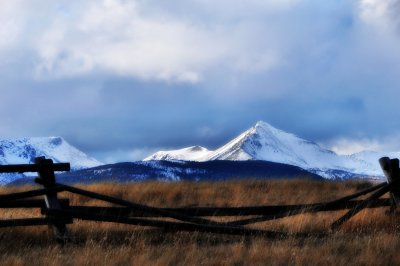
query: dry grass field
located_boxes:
[1,178,400,266]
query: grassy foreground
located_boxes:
[1,179,400,266]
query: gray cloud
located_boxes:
[1,0,400,161]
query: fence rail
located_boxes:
[0,156,399,242]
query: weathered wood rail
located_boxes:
[0,156,399,242]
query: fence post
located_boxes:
[35,157,69,242]
[379,157,400,209]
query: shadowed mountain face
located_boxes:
[145,121,389,179]
[9,160,322,186]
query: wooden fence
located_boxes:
[0,156,398,242]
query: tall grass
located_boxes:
[0,179,399,265]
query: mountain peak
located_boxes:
[0,136,103,185]
[188,146,208,152]
[144,145,212,161]
[253,121,291,137]
[254,120,276,132]
[24,136,65,146]
[143,121,388,179]
[0,136,102,169]
[255,120,274,129]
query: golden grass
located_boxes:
[0,179,399,266]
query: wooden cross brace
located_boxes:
[379,157,400,210]
[34,157,70,243]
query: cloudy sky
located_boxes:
[1,0,400,162]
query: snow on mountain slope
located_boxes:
[144,121,388,179]
[208,121,342,168]
[145,146,213,161]
[0,137,102,170]
[345,150,400,176]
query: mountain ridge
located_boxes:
[145,121,389,179]
[9,160,322,186]
[0,137,103,184]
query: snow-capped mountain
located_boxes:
[0,137,102,184]
[345,150,400,176]
[145,121,389,179]
[146,146,213,161]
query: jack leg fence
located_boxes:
[0,156,399,242]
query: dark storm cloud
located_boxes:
[1,0,400,161]
[388,0,400,33]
